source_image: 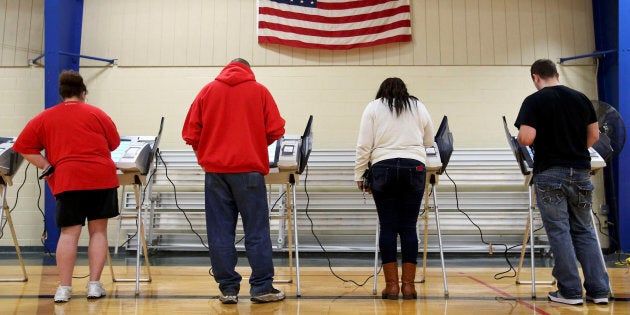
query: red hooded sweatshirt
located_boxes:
[182,62,285,175]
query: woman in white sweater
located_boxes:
[355,77,434,300]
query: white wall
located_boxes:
[79,64,598,150]
[0,67,43,247]
[0,0,605,247]
[78,0,595,67]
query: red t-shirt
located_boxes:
[13,102,120,195]
[182,62,285,174]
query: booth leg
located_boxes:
[373,223,380,295]
[0,184,28,282]
[275,183,293,284]
[515,186,554,298]
[431,183,448,297]
[590,211,614,298]
[291,183,301,297]
[108,182,152,292]
[420,187,429,284]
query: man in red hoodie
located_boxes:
[182,58,286,304]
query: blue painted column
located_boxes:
[618,1,630,252]
[43,0,84,252]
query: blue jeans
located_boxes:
[204,172,275,296]
[371,158,426,264]
[533,167,610,298]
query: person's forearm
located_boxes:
[586,122,600,148]
[21,153,51,170]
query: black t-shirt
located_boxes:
[514,85,597,173]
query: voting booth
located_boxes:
[0,137,27,282]
[107,118,164,294]
[263,115,313,297]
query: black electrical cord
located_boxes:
[0,164,59,267]
[592,209,610,238]
[158,151,286,277]
[34,165,55,256]
[302,164,379,287]
[590,208,630,265]
[114,157,160,250]
[443,170,544,280]
[157,150,284,269]
[0,163,30,239]
[156,150,209,250]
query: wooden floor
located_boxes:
[0,263,628,314]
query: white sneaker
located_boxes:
[547,291,583,305]
[219,294,239,304]
[250,288,285,304]
[586,295,609,305]
[54,286,72,303]
[86,281,106,299]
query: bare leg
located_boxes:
[57,225,82,286]
[87,218,109,281]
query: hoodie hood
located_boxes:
[215,62,256,87]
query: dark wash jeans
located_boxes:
[204,172,275,296]
[533,167,610,298]
[371,158,426,264]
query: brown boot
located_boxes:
[381,262,399,299]
[401,262,417,299]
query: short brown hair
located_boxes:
[530,59,558,79]
[58,70,87,99]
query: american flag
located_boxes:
[257,0,412,50]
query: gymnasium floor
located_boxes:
[0,250,628,314]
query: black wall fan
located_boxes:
[592,100,626,159]
[591,100,626,251]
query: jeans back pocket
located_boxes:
[536,183,563,206]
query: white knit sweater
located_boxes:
[354,98,434,181]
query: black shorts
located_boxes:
[54,188,119,228]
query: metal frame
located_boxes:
[591,210,615,299]
[265,172,302,297]
[515,184,554,298]
[0,176,28,282]
[108,174,152,295]
[115,149,546,253]
[426,173,449,297]
[559,49,617,64]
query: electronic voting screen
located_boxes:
[0,137,23,178]
[112,118,164,175]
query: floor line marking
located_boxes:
[459,272,551,315]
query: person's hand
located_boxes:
[39,164,54,180]
[357,181,371,194]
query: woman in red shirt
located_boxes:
[13,70,120,303]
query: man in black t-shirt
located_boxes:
[515,59,610,305]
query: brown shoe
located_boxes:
[381,262,399,300]
[401,262,417,299]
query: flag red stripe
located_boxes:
[259,20,410,37]
[258,34,411,50]
[259,6,409,24]
[316,0,397,10]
